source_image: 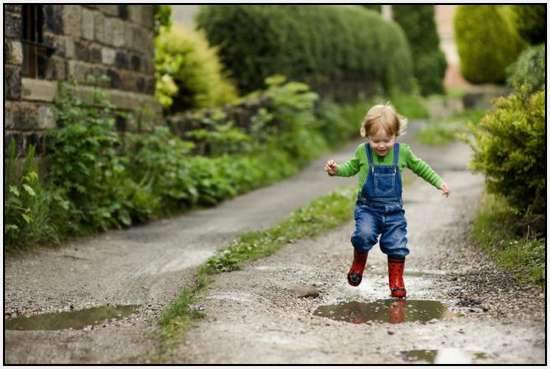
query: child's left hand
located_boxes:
[439,183,450,197]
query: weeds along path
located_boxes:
[4,133,362,363]
[166,141,544,364]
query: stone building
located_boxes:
[4,4,161,156]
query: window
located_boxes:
[21,5,53,79]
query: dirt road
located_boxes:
[4,133,544,364]
[166,141,545,364]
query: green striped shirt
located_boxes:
[335,142,444,196]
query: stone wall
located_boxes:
[4,5,161,156]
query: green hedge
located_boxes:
[155,24,238,112]
[468,90,545,221]
[454,5,527,84]
[510,4,546,45]
[196,5,415,99]
[392,5,447,95]
[506,44,545,94]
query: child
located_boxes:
[324,103,449,298]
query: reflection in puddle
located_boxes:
[401,349,488,364]
[313,299,447,324]
[5,304,140,331]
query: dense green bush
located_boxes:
[506,44,545,94]
[510,4,546,44]
[468,90,545,221]
[392,5,447,95]
[155,24,238,112]
[5,141,72,249]
[48,84,153,230]
[196,5,415,99]
[361,5,381,13]
[153,5,172,37]
[454,5,527,83]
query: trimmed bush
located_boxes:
[196,5,415,99]
[510,4,546,45]
[362,5,381,13]
[392,5,447,95]
[468,90,545,219]
[506,44,545,94]
[454,5,527,84]
[155,24,238,112]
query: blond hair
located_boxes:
[359,102,408,138]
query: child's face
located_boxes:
[368,127,395,156]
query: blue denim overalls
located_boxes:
[350,143,409,259]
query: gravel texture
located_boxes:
[4,132,544,364]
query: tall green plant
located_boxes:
[5,141,71,249]
[48,83,149,230]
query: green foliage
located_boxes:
[510,4,546,44]
[506,44,545,94]
[467,90,545,220]
[196,5,415,99]
[48,83,149,231]
[154,24,238,112]
[4,141,72,250]
[418,108,486,146]
[389,93,430,120]
[454,5,527,84]
[392,5,447,95]
[317,100,369,148]
[154,5,172,36]
[472,194,545,287]
[361,5,381,13]
[126,127,195,213]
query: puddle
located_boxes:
[313,299,448,324]
[4,304,140,331]
[401,349,488,364]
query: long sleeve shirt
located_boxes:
[335,142,444,196]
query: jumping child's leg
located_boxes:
[348,205,382,286]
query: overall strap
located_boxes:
[393,143,400,166]
[365,143,374,166]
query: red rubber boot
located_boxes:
[347,249,368,286]
[388,257,407,298]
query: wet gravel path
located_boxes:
[166,141,545,364]
[4,133,544,364]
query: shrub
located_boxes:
[48,84,150,230]
[392,5,447,95]
[361,5,381,13]
[454,5,527,83]
[155,24,238,112]
[153,5,172,36]
[196,5,415,99]
[506,44,545,94]
[5,141,72,250]
[510,4,546,44]
[468,90,545,221]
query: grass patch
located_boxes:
[390,93,430,120]
[472,193,545,288]
[155,186,356,356]
[416,108,487,146]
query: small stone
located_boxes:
[387,330,395,335]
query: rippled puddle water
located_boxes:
[5,305,140,331]
[313,299,448,324]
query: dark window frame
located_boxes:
[21,5,54,79]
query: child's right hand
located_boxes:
[324,160,338,176]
